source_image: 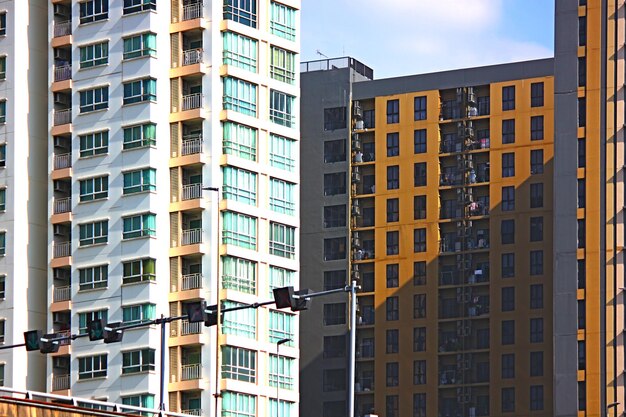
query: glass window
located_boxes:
[270,1,296,40]
[414,129,427,153]
[221,391,256,417]
[0,275,5,299]
[122,303,156,325]
[578,299,586,329]
[123,0,156,14]
[501,219,515,244]
[223,166,257,205]
[530,318,543,343]
[413,261,426,285]
[223,77,257,116]
[123,32,156,59]
[531,116,544,140]
[386,264,398,288]
[414,162,427,186]
[223,31,257,72]
[0,14,5,36]
[324,172,346,196]
[0,56,5,80]
[413,360,426,385]
[386,329,398,353]
[386,231,399,255]
[78,310,107,334]
[414,96,427,120]
[385,362,399,387]
[0,144,5,167]
[387,99,399,124]
[387,166,399,189]
[323,107,346,131]
[221,256,256,294]
[530,250,544,275]
[501,320,515,345]
[502,387,515,412]
[123,78,156,105]
[579,16,586,46]
[530,351,543,377]
[79,265,108,290]
[80,41,109,68]
[222,211,257,249]
[578,179,585,208]
[531,82,544,107]
[530,183,544,208]
[324,205,346,228]
[531,149,544,174]
[530,217,543,242]
[387,198,399,222]
[123,123,156,149]
[122,258,156,284]
[79,176,108,202]
[386,132,399,157]
[578,219,586,248]
[123,168,156,194]
[79,86,109,113]
[270,178,295,215]
[223,122,257,160]
[323,270,345,291]
[0,232,5,255]
[386,296,399,320]
[79,131,109,157]
[223,300,256,338]
[269,266,294,297]
[414,228,426,252]
[502,287,515,312]
[502,119,515,144]
[270,46,296,84]
[414,393,426,417]
[324,139,346,163]
[78,354,107,379]
[122,394,155,410]
[323,303,346,325]
[270,89,296,128]
[530,284,544,309]
[502,353,515,378]
[502,152,515,177]
[579,57,587,87]
[578,97,586,127]
[79,220,108,246]
[269,134,295,171]
[323,237,346,261]
[502,85,515,110]
[414,294,426,318]
[122,213,156,239]
[224,0,258,28]
[122,349,155,374]
[530,385,544,410]
[413,327,426,351]
[269,310,294,343]
[414,195,426,220]
[0,189,5,211]
[502,186,515,211]
[80,0,109,24]
[222,346,256,383]
[386,395,399,417]
[269,222,295,259]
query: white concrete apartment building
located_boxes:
[47,0,300,415]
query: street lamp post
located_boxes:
[276,338,292,417]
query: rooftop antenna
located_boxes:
[316,49,329,59]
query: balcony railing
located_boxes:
[181,134,203,156]
[52,374,70,391]
[52,330,72,346]
[53,285,71,302]
[182,183,202,201]
[54,197,71,214]
[183,2,203,20]
[182,228,202,245]
[54,109,71,126]
[181,410,202,417]
[181,273,202,290]
[53,241,71,258]
[181,320,201,335]
[54,153,72,170]
[54,65,72,82]
[182,93,202,111]
[183,49,203,66]
[181,363,201,380]
[53,21,72,37]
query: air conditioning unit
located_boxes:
[53,49,70,61]
[53,93,69,106]
[352,101,363,119]
[53,181,68,192]
[53,225,66,236]
[53,268,69,280]
[53,4,70,17]
[53,356,70,368]
[53,136,66,148]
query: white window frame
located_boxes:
[79,176,108,202]
[78,354,107,380]
[79,220,108,246]
[79,131,109,157]
[122,258,156,284]
[78,264,108,291]
[221,346,256,382]
[122,348,155,374]
[79,41,109,68]
[79,86,109,113]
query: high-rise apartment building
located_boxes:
[46,0,301,415]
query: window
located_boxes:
[501,287,515,312]
[530,351,543,377]
[414,129,427,153]
[270,89,295,127]
[122,349,155,374]
[530,385,544,410]
[413,261,426,285]
[270,178,295,215]
[79,131,109,157]
[502,388,515,412]
[324,335,345,358]
[414,162,427,186]
[578,381,586,411]
[223,76,257,116]
[530,149,543,174]
[269,222,295,259]
[386,132,399,157]
[79,176,108,202]
[123,213,156,239]
[223,122,256,160]
[530,217,543,242]
[324,139,346,163]
[530,284,543,309]
[413,327,426,352]
[386,362,399,387]
[221,346,256,383]
[0,189,5,211]
[414,393,426,417]
[224,0,257,27]
[502,152,515,177]
[269,354,295,390]
[123,0,156,14]
[531,116,544,140]
[79,265,108,290]
[502,354,515,378]
[530,250,544,275]
[386,264,398,288]
[579,16,586,46]
[269,310,294,343]
[578,259,586,289]
[0,101,5,124]
[222,166,257,205]
[223,31,257,72]
[0,13,5,36]
[270,1,296,40]
[123,32,156,59]
[502,186,515,211]
[530,183,543,208]
[122,258,156,284]
[323,303,346,325]
[578,340,586,370]
[222,211,257,250]
[0,363,3,386]
[578,179,585,208]
[363,109,375,128]
[123,78,156,105]
[387,198,399,222]
[270,46,296,85]
[322,107,347,132]
[386,231,399,255]
[414,294,426,318]
[579,56,586,87]
[387,99,399,123]
[80,0,109,24]
[0,320,4,343]
[502,86,515,110]
[322,368,345,392]
[122,303,156,325]
[80,41,109,68]
[502,119,515,144]
[0,145,4,167]
[386,395,399,417]
[413,360,426,385]
[0,57,5,80]
[414,195,426,220]
[78,310,107,334]
[80,86,109,113]
[531,82,544,107]
[386,329,398,353]
[323,237,346,261]
[223,301,256,338]
[79,220,108,246]
[323,401,345,417]
[578,299,586,329]
[414,228,426,252]
[501,320,515,345]
[324,205,346,228]
[0,233,5,256]
[123,123,156,149]
[414,96,427,120]
[0,275,5,299]
[387,165,399,189]
[123,168,156,194]
[78,354,107,380]
[270,134,295,171]
[122,395,155,410]
[222,256,256,294]
[578,97,586,127]
[530,318,543,343]
[501,219,514,244]
[386,296,399,321]
[578,219,586,248]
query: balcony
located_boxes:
[182,93,202,111]
[50,330,72,346]
[54,153,71,170]
[53,242,71,258]
[182,228,203,245]
[53,21,71,37]
[181,363,201,381]
[181,320,201,336]
[182,183,202,201]
[52,374,70,391]
[181,273,202,291]
[181,410,202,417]
[181,134,203,156]
[54,197,71,214]
[53,109,71,126]
[54,65,72,82]
[183,49,203,66]
[183,2,203,20]
[53,285,71,302]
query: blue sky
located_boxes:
[301,0,555,79]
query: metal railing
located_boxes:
[54,65,72,82]
[181,410,202,416]
[181,273,202,290]
[54,109,71,126]
[181,363,201,380]
[52,374,70,391]
[54,197,71,214]
[53,241,71,258]
[182,183,202,201]
[183,49,203,66]
[54,153,72,170]
[183,2,203,20]
[52,330,71,346]
[182,93,202,110]
[53,21,71,37]
[181,320,201,335]
[181,134,202,155]
[53,285,71,302]
[181,228,202,245]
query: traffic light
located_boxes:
[88,319,105,341]
[23,330,42,351]
[103,322,123,343]
[40,334,60,354]
[273,287,311,311]
[186,301,218,327]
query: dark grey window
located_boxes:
[387,198,399,222]
[323,335,345,358]
[323,107,347,131]
[414,96,427,120]
[386,329,398,353]
[530,183,543,208]
[323,401,345,417]
[386,362,399,386]
[530,351,543,377]
[531,82,544,107]
[501,287,515,312]
[501,353,515,378]
[386,296,399,321]
[578,57,586,87]
[502,253,515,278]
[413,261,426,285]
[413,294,426,318]
[386,395,399,417]
[530,385,544,410]
[414,228,426,252]
[578,299,586,329]
[502,86,515,111]
[413,327,426,352]
[502,387,515,412]
[578,138,586,167]
[323,237,346,261]
[323,303,346,325]
[579,16,586,46]
[578,97,586,127]
[502,119,515,144]
[386,132,399,157]
[578,219,586,248]
[530,284,543,309]
[386,231,399,255]
[414,162,427,186]
[323,139,346,163]
[323,205,346,228]
[387,99,399,124]
[413,360,426,385]
[531,149,543,174]
[530,250,543,275]
[323,368,346,392]
[413,393,426,417]
[502,186,515,211]
[387,165,399,189]
[363,109,375,129]
[478,96,490,115]
[530,318,543,343]
[578,259,586,289]
[414,129,427,153]
[323,173,346,196]
[501,320,515,345]
[501,219,515,244]
[323,270,345,290]
[386,264,399,288]
[578,179,585,208]
[578,340,586,370]
[502,153,515,177]
[530,216,543,242]
[578,381,586,411]
[531,116,544,140]
[414,195,426,219]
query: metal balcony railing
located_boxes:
[53,242,71,258]
[181,273,202,290]
[183,49,203,66]
[181,134,203,155]
[53,21,71,37]
[53,285,71,302]
[54,65,72,82]
[181,228,202,245]
[181,363,201,380]
[52,374,70,391]
[54,109,71,126]
[182,183,202,201]
[181,320,201,335]
[181,410,202,416]
[183,2,203,20]
[54,153,72,170]
[182,93,202,110]
[53,197,71,214]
